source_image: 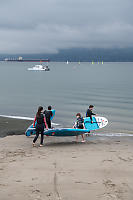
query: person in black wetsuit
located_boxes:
[44,106,53,129]
[86,105,96,123]
[73,113,85,143]
[33,106,48,147]
[86,105,96,136]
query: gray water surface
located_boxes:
[0,62,133,133]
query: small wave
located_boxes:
[0,114,34,120]
[0,114,60,126]
[92,133,133,137]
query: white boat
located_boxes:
[28,65,50,71]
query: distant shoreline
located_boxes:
[1,47,133,62]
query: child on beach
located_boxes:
[73,113,85,143]
[33,106,48,147]
[86,105,97,136]
[86,105,96,123]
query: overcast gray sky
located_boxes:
[0,0,133,53]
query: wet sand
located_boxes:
[0,117,133,199]
[0,117,32,138]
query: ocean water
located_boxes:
[0,61,133,134]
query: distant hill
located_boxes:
[1,48,133,62]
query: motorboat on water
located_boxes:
[28,64,50,71]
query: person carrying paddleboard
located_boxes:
[73,113,85,143]
[86,105,97,136]
[44,105,53,129]
[86,105,96,123]
[33,106,48,147]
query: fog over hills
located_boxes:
[0,48,133,62]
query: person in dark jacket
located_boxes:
[44,106,53,129]
[86,105,97,136]
[86,105,96,123]
[73,113,85,143]
[33,106,48,147]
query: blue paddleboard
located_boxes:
[50,109,55,120]
[38,116,108,136]
[25,115,108,137]
[44,128,89,136]
[43,116,108,137]
[84,116,108,130]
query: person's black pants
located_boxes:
[46,119,51,129]
[33,127,44,144]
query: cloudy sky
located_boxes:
[0,0,133,53]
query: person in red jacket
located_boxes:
[33,106,48,147]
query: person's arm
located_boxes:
[91,117,93,123]
[90,111,93,123]
[91,111,97,123]
[86,109,89,117]
[33,116,36,127]
[83,121,85,129]
[73,122,76,128]
[44,117,48,129]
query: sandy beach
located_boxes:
[0,118,133,200]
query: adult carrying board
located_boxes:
[25,109,55,136]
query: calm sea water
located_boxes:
[0,61,133,133]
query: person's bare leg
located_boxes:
[81,134,85,142]
[76,135,78,142]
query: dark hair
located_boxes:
[76,113,81,117]
[48,105,52,110]
[36,106,43,117]
[89,105,94,108]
